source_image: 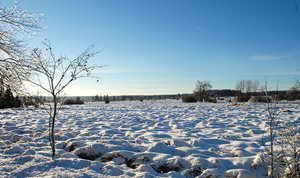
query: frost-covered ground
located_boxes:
[0,100,299,177]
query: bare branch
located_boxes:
[0,2,42,94]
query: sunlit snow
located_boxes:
[0,100,299,177]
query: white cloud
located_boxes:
[93,66,160,74]
[252,50,300,61]
[194,26,205,32]
[252,55,279,61]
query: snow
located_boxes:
[0,100,299,177]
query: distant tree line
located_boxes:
[182,79,300,103]
[92,94,182,102]
[235,79,300,102]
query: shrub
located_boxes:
[23,96,46,108]
[248,96,272,103]
[235,94,251,102]
[182,95,197,103]
[286,92,300,101]
[63,97,84,105]
[274,94,285,101]
[207,97,217,103]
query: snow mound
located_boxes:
[72,143,107,160]
[225,169,255,178]
[147,142,186,157]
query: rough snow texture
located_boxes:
[0,100,299,177]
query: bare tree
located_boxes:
[235,80,246,93]
[236,79,260,94]
[193,80,212,102]
[0,1,42,93]
[25,40,101,158]
[252,80,260,92]
[246,80,253,93]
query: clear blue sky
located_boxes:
[19,0,300,96]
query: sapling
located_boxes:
[262,78,300,177]
[25,40,101,158]
[262,79,280,178]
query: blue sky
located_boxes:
[19,0,300,96]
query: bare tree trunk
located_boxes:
[48,113,51,151]
[51,95,57,158]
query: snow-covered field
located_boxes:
[0,100,299,177]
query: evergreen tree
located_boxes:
[104,95,110,104]
[3,87,14,108]
[94,95,99,101]
[0,87,21,109]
